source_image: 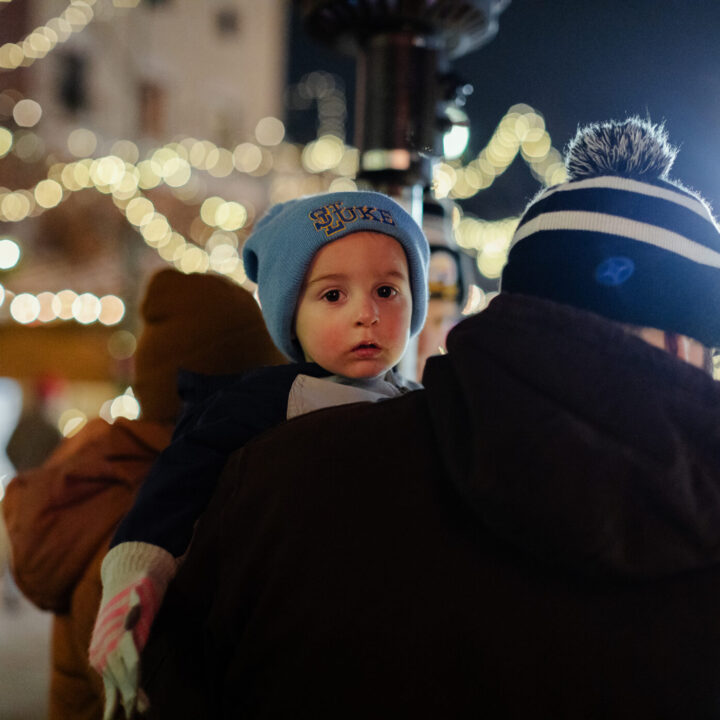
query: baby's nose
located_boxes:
[355,297,379,326]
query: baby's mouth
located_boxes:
[352,342,380,353]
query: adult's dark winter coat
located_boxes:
[144,293,720,719]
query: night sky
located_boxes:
[287,0,720,220]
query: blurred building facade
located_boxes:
[29,0,287,150]
[0,0,290,408]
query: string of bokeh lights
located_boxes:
[0,100,566,324]
[0,114,363,325]
[0,0,101,72]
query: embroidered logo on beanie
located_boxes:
[595,256,635,286]
[309,201,396,237]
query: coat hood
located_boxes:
[423,293,720,580]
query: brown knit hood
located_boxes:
[134,269,286,423]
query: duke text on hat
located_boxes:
[309,201,396,237]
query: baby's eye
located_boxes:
[376,285,397,299]
[322,289,342,302]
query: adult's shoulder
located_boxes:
[178,361,329,400]
[223,387,430,487]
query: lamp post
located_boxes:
[294,0,509,200]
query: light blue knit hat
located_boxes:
[243,190,429,361]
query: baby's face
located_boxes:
[294,231,412,379]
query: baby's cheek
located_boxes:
[380,320,409,354]
[388,305,412,337]
[316,324,346,351]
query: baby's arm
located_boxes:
[90,363,323,718]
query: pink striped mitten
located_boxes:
[89,542,177,720]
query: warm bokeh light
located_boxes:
[477,243,508,279]
[92,156,125,186]
[110,388,140,420]
[111,166,140,198]
[111,139,140,164]
[64,2,95,30]
[36,292,56,322]
[328,177,357,192]
[0,127,12,157]
[59,408,88,438]
[108,330,136,360]
[72,292,102,324]
[215,201,248,231]
[10,293,41,324]
[157,232,185,262]
[209,244,240,274]
[28,28,56,53]
[302,134,344,173]
[206,147,234,178]
[34,179,63,208]
[0,43,23,70]
[140,216,172,247]
[233,142,263,173]
[189,140,217,170]
[522,132,551,158]
[137,159,162,189]
[1,192,33,222]
[99,295,126,325]
[0,238,20,269]
[443,107,471,159]
[255,116,285,146]
[67,128,98,157]
[125,196,155,226]
[200,196,224,226]
[461,285,487,315]
[13,131,45,162]
[52,290,78,320]
[13,99,42,127]
[452,214,520,281]
[176,245,209,274]
[433,163,457,199]
[164,157,192,187]
[58,162,79,191]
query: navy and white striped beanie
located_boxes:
[243,190,429,361]
[501,117,720,347]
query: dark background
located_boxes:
[286,0,720,220]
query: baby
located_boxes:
[89,190,429,718]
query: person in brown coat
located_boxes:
[2,268,284,720]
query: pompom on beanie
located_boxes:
[134,269,286,423]
[501,117,720,347]
[243,190,430,361]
